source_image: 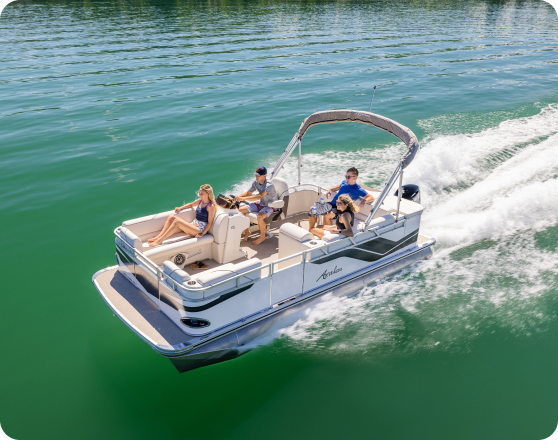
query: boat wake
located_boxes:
[245,104,558,358]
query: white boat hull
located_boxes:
[94,242,433,372]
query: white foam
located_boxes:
[424,177,558,247]
[416,124,558,246]
[406,104,558,202]
[227,141,405,195]
[251,234,558,356]
[235,104,558,356]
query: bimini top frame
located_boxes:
[270,109,420,230]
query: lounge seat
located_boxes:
[145,235,214,262]
[118,208,250,265]
[195,259,262,287]
[163,260,191,284]
[277,223,314,269]
[162,258,262,286]
[313,214,396,254]
[162,258,263,297]
[319,232,352,252]
[322,214,395,244]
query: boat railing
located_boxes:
[117,216,408,312]
[287,183,325,193]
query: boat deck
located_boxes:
[167,212,309,275]
[241,212,308,265]
[94,267,191,347]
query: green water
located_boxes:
[1,0,558,438]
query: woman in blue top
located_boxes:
[148,184,217,246]
[308,167,375,231]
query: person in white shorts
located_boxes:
[235,166,278,245]
[148,184,217,246]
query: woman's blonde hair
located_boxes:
[337,194,357,213]
[198,184,218,207]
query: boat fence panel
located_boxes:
[285,188,322,217]
[303,245,376,294]
[271,254,305,305]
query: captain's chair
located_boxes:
[246,177,289,235]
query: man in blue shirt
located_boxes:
[308,167,375,230]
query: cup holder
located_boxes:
[309,241,317,245]
[187,281,197,286]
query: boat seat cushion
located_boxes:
[278,223,314,264]
[144,234,214,261]
[120,227,142,250]
[195,259,262,287]
[195,264,235,287]
[268,199,285,209]
[272,177,289,200]
[123,209,196,237]
[280,223,313,242]
[208,210,229,244]
[323,214,395,242]
[228,259,262,276]
[122,209,229,246]
[366,214,395,230]
[320,233,348,244]
[163,261,191,284]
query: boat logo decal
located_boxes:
[316,266,342,282]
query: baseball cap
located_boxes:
[255,166,267,176]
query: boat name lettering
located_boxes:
[317,266,342,282]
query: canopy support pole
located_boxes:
[364,162,402,229]
[298,140,302,185]
[395,169,403,223]
[271,134,299,179]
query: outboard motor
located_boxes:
[394,184,420,204]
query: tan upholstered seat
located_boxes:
[170,259,263,297]
[144,234,214,262]
[118,208,249,265]
[247,177,289,229]
[195,259,262,287]
[163,260,191,284]
[277,223,314,269]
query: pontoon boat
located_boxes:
[92,110,436,372]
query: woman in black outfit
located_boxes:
[310,194,356,239]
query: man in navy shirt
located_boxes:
[308,167,375,230]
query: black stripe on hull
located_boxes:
[312,230,419,265]
[182,284,253,312]
[147,280,255,313]
[116,246,134,265]
[118,243,257,312]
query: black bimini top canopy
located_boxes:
[296,110,420,168]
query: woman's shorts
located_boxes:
[326,202,339,220]
[192,219,207,234]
